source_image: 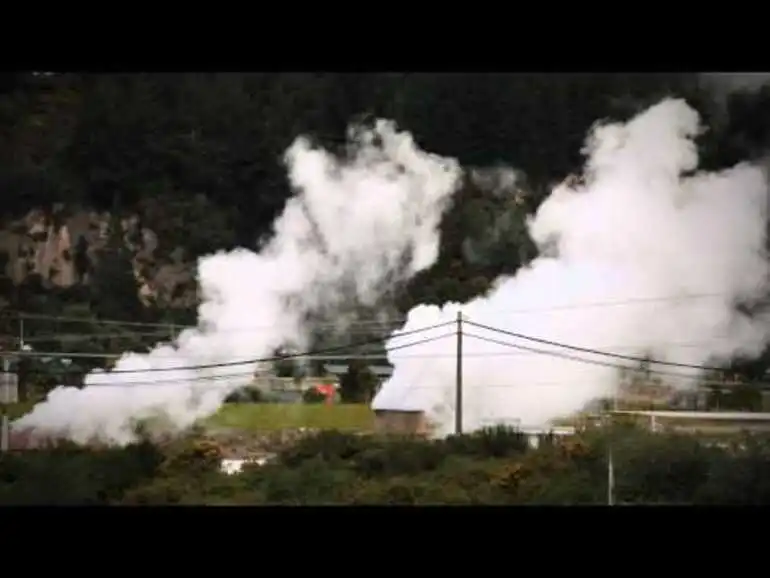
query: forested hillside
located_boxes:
[3,72,770,385]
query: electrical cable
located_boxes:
[490,291,726,316]
[4,310,410,331]
[14,336,737,362]
[16,321,454,377]
[7,303,763,387]
[462,332,727,383]
[16,325,403,343]
[464,320,731,373]
[20,331,173,343]
[75,331,457,387]
[1,290,731,333]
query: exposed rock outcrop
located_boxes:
[0,205,197,308]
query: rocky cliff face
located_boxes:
[0,205,198,309]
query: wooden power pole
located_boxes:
[455,310,463,435]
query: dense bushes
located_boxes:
[301,388,328,404]
[224,386,265,404]
[2,426,770,505]
[0,440,164,505]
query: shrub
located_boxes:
[347,468,503,505]
[90,442,166,503]
[302,387,327,404]
[346,475,429,505]
[159,438,223,477]
[611,430,714,504]
[515,466,603,504]
[339,360,378,403]
[694,436,770,504]
[255,457,360,504]
[121,475,200,505]
[277,430,373,467]
[0,441,165,505]
[224,386,265,404]
[352,438,449,478]
[428,456,515,504]
[442,426,528,458]
[492,443,607,505]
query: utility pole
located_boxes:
[18,314,27,401]
[607,390,618,506]
[1,357,7,452]
[607,436,615,506]
[455,310,463,435]
[0,355,14,453]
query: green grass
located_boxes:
[207,403,375,432]
[6,400,40,420]
[7,399,374,433]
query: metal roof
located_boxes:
[613,410,770,421]
[518,426,576,436]
[324,364,392,376]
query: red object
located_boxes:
[315,383,336,405]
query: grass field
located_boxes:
[207,403,375,431]
[6,400,37,420]
[6,400,375,432]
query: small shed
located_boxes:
[517,426,577,448]
[373,409,430,436]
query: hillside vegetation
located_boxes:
[7,74,770,382]
[2,426,769,505]
[6,75,770,504]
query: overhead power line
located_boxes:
[67,331,456,388]
[15,321,454,376]
[462,332,726,383]
[494,291,726,316]
[464,331,664,372]
[3,311,181,329]
[5,311,408,332]
[9,320,762,392]
[464,320,730,373]
[14,335,735,362]
[15,324,406,343]
[7,304,761,392]
[1,291,731,333]
[9,319,748,378]
[460,333,770,396]
[20,331,173,343]
[90,330,754,390]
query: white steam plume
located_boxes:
[373,98,770,435]
[15,120,461,445]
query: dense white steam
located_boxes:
[15,120,461,445]
[15,97,770,444]
[374,99,770,435]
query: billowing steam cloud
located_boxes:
[16,97,770,444]
[374,98,770,435]
[15,120,462,445]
